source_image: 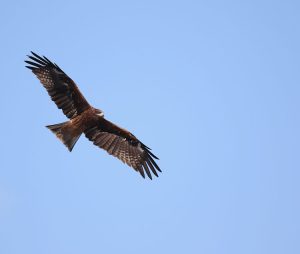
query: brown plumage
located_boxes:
[25,52,161,179]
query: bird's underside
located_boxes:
[25,51,161,179]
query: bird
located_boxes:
[25,52,161,179]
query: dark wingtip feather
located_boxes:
[139,142,161,176]
[25,60,42,68]
[25,66,35,70]
[31,51,45,60]
[28,55,47,65]
[146,148,159,160]
[139,169,145,178]
[141,142,151,150]
[26,52,65,73]
[135,164,145,178]
[147,154,162,173]
[142,162,152,180]
[25,52,48,68]
[43,55,52,64]
[146,160,158,177]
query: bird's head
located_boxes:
[95,108,104,117]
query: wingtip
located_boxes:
[25,65,35,70]
[31,51,39,57]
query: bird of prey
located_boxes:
[25,52,161,179]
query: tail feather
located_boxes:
[46,122,81,152]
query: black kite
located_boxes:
[25,52,161,179]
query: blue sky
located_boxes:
[0,0,299,253]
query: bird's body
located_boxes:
[46,107,100,151]
[25,52,161,179]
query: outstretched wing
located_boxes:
[25,52,90,119]
[84,118,161,179]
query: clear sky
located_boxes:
[0,1,299,253]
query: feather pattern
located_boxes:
[25,52,90,119]
[84,118,161,179]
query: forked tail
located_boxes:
[46,121,81,152]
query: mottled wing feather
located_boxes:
[25,52,90,119]
[84,119,161,179]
